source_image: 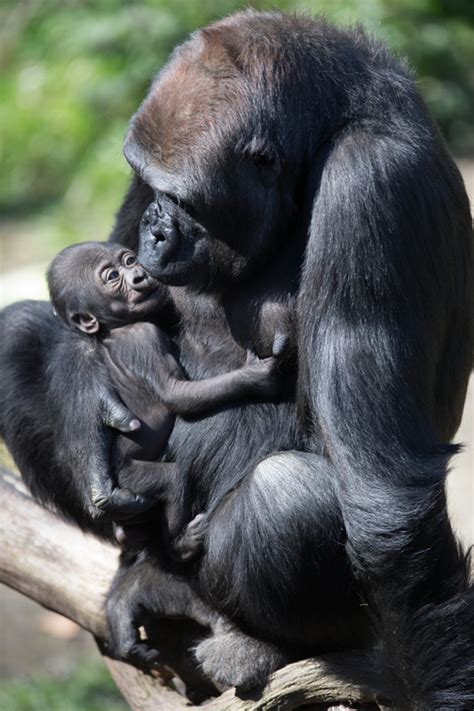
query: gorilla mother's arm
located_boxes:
[47,338,153,519]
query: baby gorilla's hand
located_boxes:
[243,332,289,398]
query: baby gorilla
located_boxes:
[47,241,284,557]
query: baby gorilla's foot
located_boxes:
[170,513,207,561]
[113,521,155,550]
[90,486,154,521]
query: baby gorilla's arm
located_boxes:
[161,333,288,417]
[104,325,287,418]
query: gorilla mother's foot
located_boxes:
[194,626,291,691]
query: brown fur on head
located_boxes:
[126,24,250,181]
[123,10,309,185]
[125,12,306,288]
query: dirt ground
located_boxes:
[0,162,473,681]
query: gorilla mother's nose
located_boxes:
[142,202,165,240]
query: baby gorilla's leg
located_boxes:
[117,460,178,500]
[115,460,191,551]
[92,460,176,522]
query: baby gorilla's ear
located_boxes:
[71,312,100,334]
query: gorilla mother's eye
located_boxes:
[123,254,137,267]
[163,192,195,218]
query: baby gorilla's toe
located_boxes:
[113,522,155,549]
[170,513,207,561]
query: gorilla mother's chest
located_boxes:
[170,287,296,379]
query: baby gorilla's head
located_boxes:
[47,241,161,334]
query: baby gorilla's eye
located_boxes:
[124,254,137,267]
[107,270,120,282]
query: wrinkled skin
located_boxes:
[48,241,164,334]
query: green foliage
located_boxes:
[0,0,472,251]
[0,657,127,711]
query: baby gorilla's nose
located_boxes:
[129,266,148,289]
[123,262,155,293]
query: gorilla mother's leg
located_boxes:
[194,452,367,689]
[106,453,367,690]
[106,552,291,691]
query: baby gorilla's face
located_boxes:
[49,241,165,335]
[93,246,162,327]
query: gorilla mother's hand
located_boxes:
[99,386,141,434]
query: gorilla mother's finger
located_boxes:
[100,389,141,432]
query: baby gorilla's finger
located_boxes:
[100,389,141,432]
[271,332,289,358]
[245,346,259,365]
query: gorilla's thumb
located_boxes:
[100,390,141,433]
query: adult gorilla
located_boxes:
[4,10,472,710]
[105,10,474,708]
[98,8,474,706]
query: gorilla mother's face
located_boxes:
[137,193,211,287]
[123,24,291,289]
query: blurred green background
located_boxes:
[0,1,473,709]
[0,0,473,272]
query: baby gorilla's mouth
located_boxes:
[130,273,161,303]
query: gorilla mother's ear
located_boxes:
[242,136,282,187]
[71,312,100,335]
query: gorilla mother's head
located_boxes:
[123,11,352,288]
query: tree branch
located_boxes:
[0,465,391,710]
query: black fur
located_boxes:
[0,300,114,535]
[1,240,285,546]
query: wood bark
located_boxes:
[0,465,391,710]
